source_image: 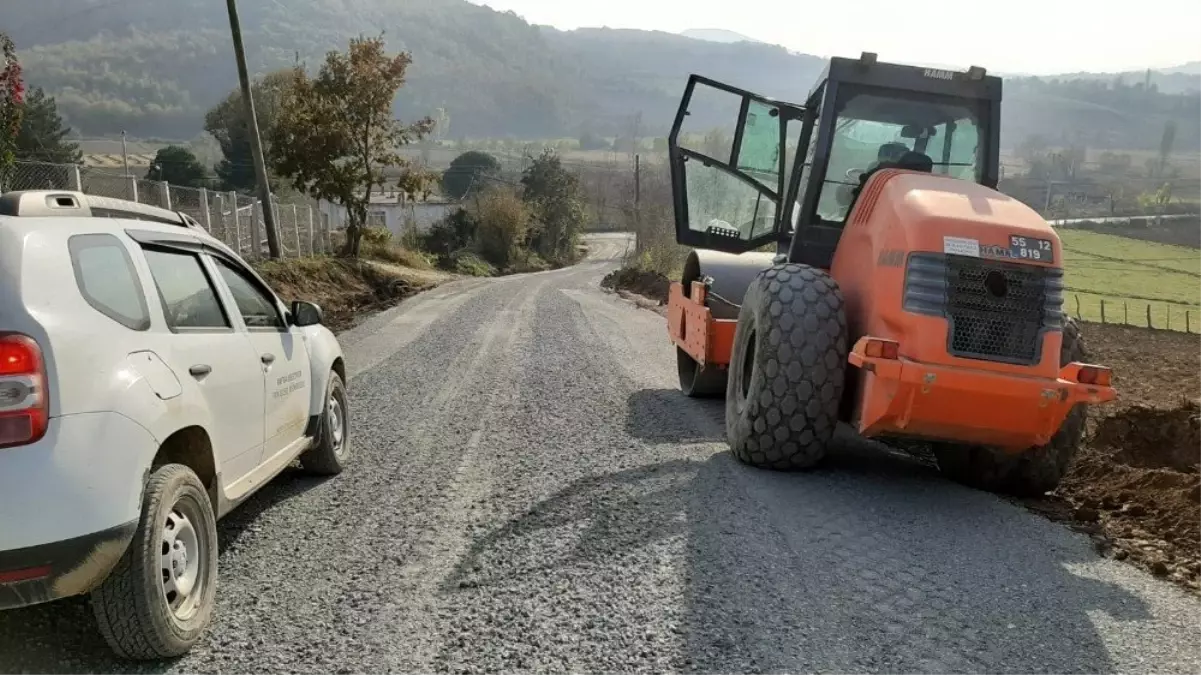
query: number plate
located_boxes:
[1008,235,1054,262]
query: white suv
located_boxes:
[0,190,350,659]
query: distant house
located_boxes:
[317,191,458,238]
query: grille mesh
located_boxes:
[944,255,1056,364]
[902,253,1064,365]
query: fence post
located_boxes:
[1146,304,1153,329]
[230,192,242,255]
[1100,299,1106,324]
[214,193,225,241]
[292,204,301,257]
[307,206,315,256]
[1074,294,1081,319]
[160,181,172,210]
[1124,302,1128,325]
[1167,305,1171,330]
[127,176,139,203]
[251,201,264,261]
[70,165,82,191]
[1188,311,1192,334]
[199,188,211,231]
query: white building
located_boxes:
[317,191,458,239]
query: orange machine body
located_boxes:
[668,169,1116,451]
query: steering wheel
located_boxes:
[845,167,865,182]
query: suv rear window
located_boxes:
[68,234,151,331]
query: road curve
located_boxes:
[1,232,1198,673]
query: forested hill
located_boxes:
[4,0,1199,150]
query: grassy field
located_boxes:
[1060,229,1200,331]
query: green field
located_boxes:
[1059,229,1200,331]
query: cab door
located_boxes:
[206,254,312,464]
[668,75,809,253]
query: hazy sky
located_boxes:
[473,0,1200,75]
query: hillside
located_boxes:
[4,0,1198,149]
[679,29,764,44]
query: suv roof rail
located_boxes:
[0,190,205,230]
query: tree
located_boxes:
[204,69,292,192]
[442,150,500,200]
[14,87,81,164]
[270,35,434,257]
[0,32,24,173]
[146,145,208,187]
[520,148,586,264]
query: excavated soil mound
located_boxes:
[1055,400,1201,590]
[601,268,670,304]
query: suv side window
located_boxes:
[68,234,151,331]
[141,248,230,331]
[212,257,285,330]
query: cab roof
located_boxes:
[809,54,1004,104]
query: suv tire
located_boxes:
[300,371,350,475]
[91,463,218,660]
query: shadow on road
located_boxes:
[0,467,331,674]
[625,388,726,444]
[449,442,1149,673]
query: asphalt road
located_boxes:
[2,232,1199,673]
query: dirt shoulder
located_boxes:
[603,268,1201,592]
[255,257,457,333]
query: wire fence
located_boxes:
[1069,293,1197,333]
[2,160,334,260]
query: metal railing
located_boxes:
[2,160,334,259]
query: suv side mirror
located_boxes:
[290,300,324,327]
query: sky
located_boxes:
[473,0,1201,75]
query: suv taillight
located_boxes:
[0,334,48,448]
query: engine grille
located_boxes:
[903,253,1063,365]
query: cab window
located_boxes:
[815,89,985,225]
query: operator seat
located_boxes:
[846,150,934,213]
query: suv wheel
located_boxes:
[300,370,350,475]
[90,463,218,660]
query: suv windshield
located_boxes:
[815,87,986,224]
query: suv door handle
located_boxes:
[189,364,212,377]
[261,353,276,365]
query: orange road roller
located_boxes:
[665,54,1117,495]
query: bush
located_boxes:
[360,240,435,270]
[361,226,393,246]
[448,250,496,277]
[420,208,478,257]
[472,188,529,269]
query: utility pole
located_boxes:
[120,131,129,176]
[633,153,641,253]
[224,0,281,259]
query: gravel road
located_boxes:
[2,232,1198,673]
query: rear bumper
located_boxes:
[667,281,736,367]
[849,336,1117,450]
[0,521,136,610]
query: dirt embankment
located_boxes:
[1046,323,1200,590]
[256,257,453,333]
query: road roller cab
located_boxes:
[665,53,1117,495]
